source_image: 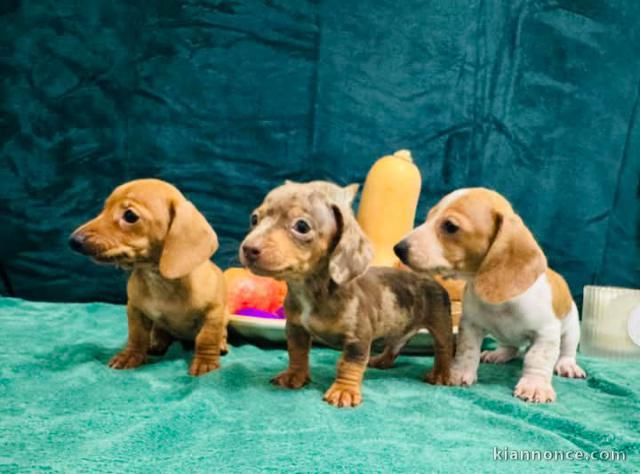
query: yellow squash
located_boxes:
[357,149,422,267]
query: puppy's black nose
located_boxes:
[68,233,87,254]
[242,244,261,263]
[393,240,410,264]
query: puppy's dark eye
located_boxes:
[293,219,311,234]
[123,209,139,224]
[250,213,259,227]
[441,219,459,235]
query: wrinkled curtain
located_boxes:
[1,0,638,304]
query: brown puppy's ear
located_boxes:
[329,202,373,285]
[474,212,547,304]
[159,200,219,279]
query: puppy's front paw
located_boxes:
[108,350,146,370]
[514,376,556,403]
[189,357,220,376]
[480,347,518,364]
[270,369,310,389]
[424,369,452,386]
[449,367,477,386]
[554,357,586,379]
[323,383,362,408]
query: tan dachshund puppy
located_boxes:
[240,181,453,408]
[395,188,585,403]
[69,179,228,376]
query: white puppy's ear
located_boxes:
[474,213,547,304]
[159,200,218,279]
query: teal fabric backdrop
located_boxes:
[1,0,639,303]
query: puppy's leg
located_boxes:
[449,317,485,386]
[109,305,151,370]
[368,330,417,369]
[514,330,560,403]
[189,305,225,376]
[480,346,519,364]
[554,306,586,379]
[219,323,229,356]
[368,345,397,369]
[324,339,370,408]
[148,324,174,356]
[423,300,454,385]
[271,322,311,389]
[425,329,454,386]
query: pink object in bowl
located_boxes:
[236,307,285,320]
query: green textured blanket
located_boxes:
[1,298,638,473]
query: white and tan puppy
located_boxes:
[394,188,585,403]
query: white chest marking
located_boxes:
[300,296,313,329]
[464,273,560,346]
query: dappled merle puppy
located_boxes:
[239,180,453,408]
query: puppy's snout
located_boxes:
[242,244,261,263]
[68,232,89,254]
[393,240,410,264]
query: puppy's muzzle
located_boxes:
[393,240,410,264]
[241,244,261,264]
[68,232,91,255]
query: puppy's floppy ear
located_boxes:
[159,200,219,279]
[474,212,547,304]
[328,189,373,285]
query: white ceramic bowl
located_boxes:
[229,314,458,354]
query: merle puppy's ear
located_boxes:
[328,185,373,285]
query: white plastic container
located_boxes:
[581,285,640,360]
